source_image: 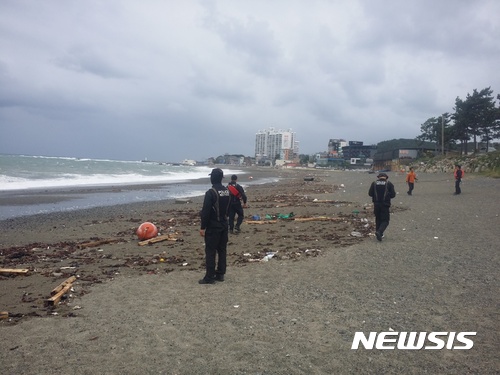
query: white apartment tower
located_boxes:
[255,127,297,162]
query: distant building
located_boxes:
[373,147,434,171]
[328,139,347,157]
[342,141,377,161]
[255,127,297,164]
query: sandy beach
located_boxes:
[0,168,498,374]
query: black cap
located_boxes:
[209,168,223,178]
[377,173,388,179]
[231,174,237,181]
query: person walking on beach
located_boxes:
[227,174,248,234]
[454,164,463,195]
[406,167,418,195]
[368,172,396,241]
[199,168,230,284]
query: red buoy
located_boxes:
[136,222,158,240]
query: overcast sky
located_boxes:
[1,0,499,162]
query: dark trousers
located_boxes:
[374,203,390,235]
[455,180,461,194]
[407,182,414,195]
[204,226,228,278]
[228,203,244,230]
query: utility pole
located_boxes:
[441,115,445,155]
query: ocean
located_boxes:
[0,154,272,220]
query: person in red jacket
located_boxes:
[454,165,463,195]
[227,174,248,233]
[405,167,418,195]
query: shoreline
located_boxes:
[0,166,282,220]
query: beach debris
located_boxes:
[0,268,30,275]
[261,252,276,262]
[247,216,343,224]
[77,238,123,249]
[247,220,277,225]
[138,233,182,246]
[0,311,8,320]
[175,198,192,204]
[350,231,363,237]
[294,216,343,222]
[311,199,352,205]
[46,276,77,306]
[136,222,159,240]
[303,177,314,181]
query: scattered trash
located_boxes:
[251,215,261,221]
[350,231,363,237]
[262,252,276,262]
[434,237,439,239]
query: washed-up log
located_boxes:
[0,268,30,275]
[138,234,180,246]
[0,311,8,320]
[248,217,343,224]
[293,217,344,222]
[77,238,122,249]
[50,276,77,296]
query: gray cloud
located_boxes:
[1,0,499,162]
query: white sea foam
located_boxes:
[0,154,244,191]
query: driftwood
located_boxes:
[50,276,77,296]
[46,276,77,306]
[247,220,278,224]
[0,268,29,275]
[138,234,181,246]
[248,217,343,224]
[293,217,344,222]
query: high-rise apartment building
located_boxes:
[255,127,297,162]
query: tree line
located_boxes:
[417,87,500,154]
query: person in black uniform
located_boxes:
[227,174,248,234]
[199,168,230,284]
[368,172,396,241]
